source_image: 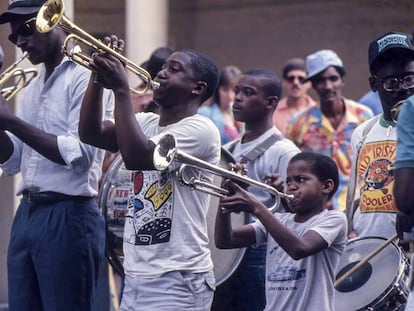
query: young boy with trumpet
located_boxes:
[215,152,347,311]
[212,68,299,311]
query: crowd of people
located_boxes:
[1,0,414,311]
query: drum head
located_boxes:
[99,148,248,284]
[334,237,403,311]
[206,148,248,285]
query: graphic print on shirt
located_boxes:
[124,169,173,246]
[267,246,304,292]
[357,140,397,213]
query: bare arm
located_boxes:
[219,180,328,260]
[215,204,256,249]
[90,43,155,170]
[79,73,118,152]
[394,168,414,214]
[0,130,13,163]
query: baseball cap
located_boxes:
[368,31,414,69]
[303,49,343,82]
[0,0,45,24]
[141,47,174,79]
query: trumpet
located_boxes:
[153,134,294,212]
[35,0,159,95]
[0,52,38,101]
[390,100,404,123]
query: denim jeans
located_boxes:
[7,196,105,311]
[211,244,266,311]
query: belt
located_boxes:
[22,190,93,204]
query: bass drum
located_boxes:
[99,148,248,285]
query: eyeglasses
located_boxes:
[8,17,37,44]
[285,75,306,84]
[375,73,414,92]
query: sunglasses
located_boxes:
[8,17,37,44]
[374,74,414,92]
[285,75,306,84]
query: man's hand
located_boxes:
[396,212,414,251]
[89,35,128,90]
[0,95,13,130]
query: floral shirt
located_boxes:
[287,99,373,211]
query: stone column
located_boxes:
[125,0,169,87]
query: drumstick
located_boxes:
[334,233,398,288]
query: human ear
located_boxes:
[192,81,207,95]
[322,179,335,196]
[267,95,279,110]
[369,76,377,92]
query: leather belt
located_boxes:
[22,190,93,204]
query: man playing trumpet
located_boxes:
[78,33,221,310]
[0,0,113,310]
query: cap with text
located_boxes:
[0,0,46,24]
[369,32,414,69]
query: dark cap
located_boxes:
[369,31,414,68]
[141,47,174,79]
[0,0,45,24]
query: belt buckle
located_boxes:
[24,187,40,204]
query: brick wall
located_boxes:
[169,0,414,100]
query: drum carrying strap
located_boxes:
[225,132,283,162]
[345,114,381,233]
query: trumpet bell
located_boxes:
[153,134,294,212]
[36,0,64,33]
[153,134,178,171]
[0,52,38,101]
[36,0,160,95]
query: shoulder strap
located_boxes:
[242,132,283,162]
[345,115,381,233]
[224,138,240,154]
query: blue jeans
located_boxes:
[211,244,266,311]
[7,196,105,311]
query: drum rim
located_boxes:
[334,236,409,310]
[99,148,249,284]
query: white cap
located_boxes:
[304,49,343,82]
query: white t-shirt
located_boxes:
[252,209,347,311]
[122,112,221,278]
[350,116,397,238]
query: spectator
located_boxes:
[287,49,373,211]
[272,58,316,136]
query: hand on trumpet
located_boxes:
[226,161,249,190]
[0,94,13,130]
[219,172,285,215]
[89,35,128,90]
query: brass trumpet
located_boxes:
[390,100,404,123]
[36,0,160,95]
[0,52,38,101]
[153,134,294,212]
